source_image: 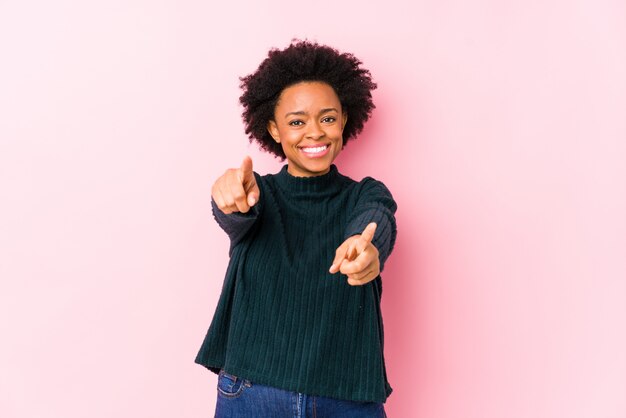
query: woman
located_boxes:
[196,40,398,418]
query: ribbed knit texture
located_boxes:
[195,164,398,403]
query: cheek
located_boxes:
[332,126,345,140]
[280,129,300,146]
[279,138,297,154]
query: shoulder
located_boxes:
[258,170,277,184]
[248,171,273,190]
[358,175,390,188]
[355,175,395,197]
[350,175,397,213]
[332,167,395,202]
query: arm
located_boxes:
[211,156,263,249]
[330,178,398,285]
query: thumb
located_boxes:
[247,182,260,207]
[329,240,350,273]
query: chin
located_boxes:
[306,161,332,172]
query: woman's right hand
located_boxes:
[211,156,260,214]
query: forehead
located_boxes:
[276,81,341,109]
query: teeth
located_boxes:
[301,145,328,153]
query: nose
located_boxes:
[305,120,325,140]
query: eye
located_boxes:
[322,116,336,123]
[289,120,304,126]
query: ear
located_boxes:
[341,112,348,131]
[267,120,280,143]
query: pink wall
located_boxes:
[1,1,625,417]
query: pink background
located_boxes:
[1,1,625,417]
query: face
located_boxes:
[267,81,347,177]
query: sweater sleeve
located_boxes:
[211,172,264,253]
[343,177,398,272]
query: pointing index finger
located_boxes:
[239,156,253,182]
[360,222,377,244]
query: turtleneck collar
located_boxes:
[274,164,342,196]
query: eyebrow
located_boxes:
[284,108,339,119]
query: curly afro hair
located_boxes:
[239,40,377,160]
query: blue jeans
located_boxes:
[215,369,387,418]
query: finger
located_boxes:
[329,240,351,273]
[239,156,259,207]
[339,257,366,275]
[340,248,376,275]
[220,172,243,212]
[227,172,250,213]
[347,263,378,281]
[346,240,358,261]
[213,188,233,214]
[239,156,255,188]
[347,269,376,286]
[246,182,260,207]
[239,156,254,181]
[211,184,224,208]
[352,232,379,262]
[360,222,377,244]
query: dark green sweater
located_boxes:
[195,164,398,403]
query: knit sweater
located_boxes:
[195,164,398,403]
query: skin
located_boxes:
[211,81,380,286]
[267,81,346,178]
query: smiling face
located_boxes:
[267,81,347,177]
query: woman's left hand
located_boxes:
[329,223,380,286]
